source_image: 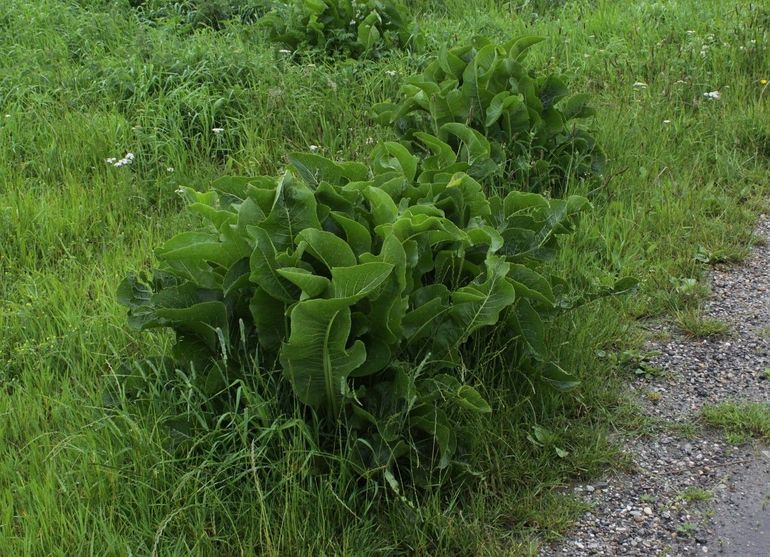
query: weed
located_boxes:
[673,309,730,338]
[679,487,713,503]
[2,0,768,554]
[701,402,770,443]
[676,521,699,536]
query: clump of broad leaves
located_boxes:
[117,126,632,485]
[258,0,422,58]
[374,35,605,195]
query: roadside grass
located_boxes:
[702,402,770,444]
[1,0,768,554]
[673,308,730,338]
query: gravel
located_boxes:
[541,214,770,556]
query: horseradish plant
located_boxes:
[118,128,621,482]
[373,36,605,194]
[259,0,422,58]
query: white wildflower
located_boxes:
[309,145,320,152]
[212,127,224,134]
[385,70,397,77]
[106,152,135,167]
[365,137,375,145]
[166,167,175,173]
[703,90,721,100]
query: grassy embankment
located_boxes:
[0,0,768,554]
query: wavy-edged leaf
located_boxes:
[330,212,372,256]
[260,171,321,251]
[331,262,394,302]
[281,298,366,410]
[505,35,545,60]
[296,228,356,270]
[277,267,330,298]
[249,287,287,352]
[510,298,546,358]
[249,227,299,303]
[436,255,515,350]
[372,141,418,182]
[156,231,247,269]
[541,362,580,391]
[155,301,229,354]
[364,186,399,226]
[508,264,555,306]
[456,385,492,413]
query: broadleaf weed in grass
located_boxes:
[2,0,770,554]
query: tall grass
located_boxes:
[1,0,767,554]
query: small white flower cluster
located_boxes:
[385,70,397,77]
[703,90,721,100]
[106,152,135,168]
[309,145,320,152]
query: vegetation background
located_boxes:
[0,0,768,554]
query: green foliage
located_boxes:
[118,132,590,482]
[702,402,770,443]
[259,0,422,58]
[373,35,604,195]
[129,0,271,29]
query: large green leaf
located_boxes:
[356,235,408,371]
[330,212,372,256]
[249,227,299,303]
[508,264,555,306]
[296,228,357,270]
[540,362,580,392]
[155,301,229,355]
[331,262,394,302]
[260,171,321,251]
[510,298,546,358]
[281,298,366,410]
[364,186,399,226]
[249,287,287,352]
[155,231,248,269]
[289,152,346,186]
[373,142,418,182]
[277,267,330,298]
[435,255,515,350]
[414,132,458,172]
